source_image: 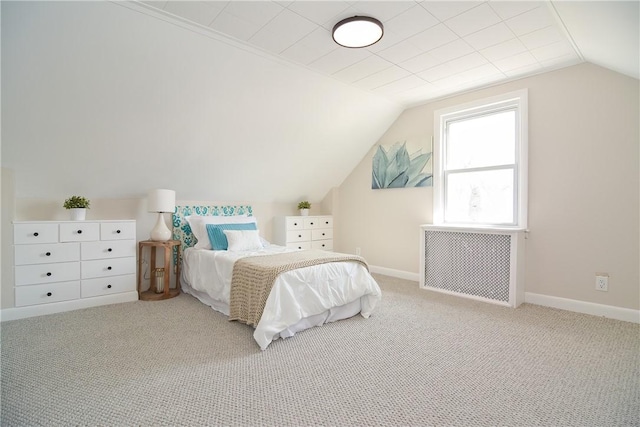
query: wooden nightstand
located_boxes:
[137,240,181,301]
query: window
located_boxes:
[433,90,528,228]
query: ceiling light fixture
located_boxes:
[332,16,384,48]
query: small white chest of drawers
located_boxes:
[274,215,333,251]
[11,220,138,318]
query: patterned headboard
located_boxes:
[172,205,253,263]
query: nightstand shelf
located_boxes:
[137,240,181,301]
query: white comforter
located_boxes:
[180,245,381,349]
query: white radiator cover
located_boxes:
[420,225,525,307]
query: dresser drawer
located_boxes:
[15,243,80,266]
[15,281,81,307]
[318,217,332,229]
[60,223,100,242]
[15,262,81,286]
[311,229,333,241]
[285,217,304,230]
[286,229,311,243]
[14,223,59,244]
[81,240,135,260]
[311,240,333,251]
[81,274,136,298]
[304,217,332,229]
[287,241,312,250]
[82,257,136,279]
[100,222,136,240]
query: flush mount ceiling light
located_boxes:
[332,16,384,48]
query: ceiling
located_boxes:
[137,0,639,107]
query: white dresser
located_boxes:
[10,220,138,319]
[274,216,333,251]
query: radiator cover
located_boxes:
[420,226,525,307]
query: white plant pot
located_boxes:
[69,208,86,221]
[300,209,309,216]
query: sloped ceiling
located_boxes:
[136,0,639,106]
[2,1,638,205]
[550,1,639,80]
[1,1,402,203]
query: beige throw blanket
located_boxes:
[229,249,369,327]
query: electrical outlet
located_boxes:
[595,274,609,292]
[355,247,361,256]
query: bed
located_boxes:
[172,205,381,350]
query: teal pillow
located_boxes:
[206,223,257,250]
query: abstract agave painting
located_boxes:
[372,141,432,189]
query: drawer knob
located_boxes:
[77,229,83,234]
[298,246,302,249]
[322,233,325,236]
[45,252,51,256]
[325,221,329,224]
[294,222,298,226]
[107,284,112,289]
[116,230,121,234]
[47,292,52,297]
[298,235,302,238]
[322,244,325,247]
[46,272,52,277]
[107,266,112,270]
[33,232,39,237]
[310,222,314,225]
[107,248,113,252]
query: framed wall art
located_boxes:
[372,139,432,189]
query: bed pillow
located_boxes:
[206,222,258,250]
[186,215,256,249]
[224,230,263,252]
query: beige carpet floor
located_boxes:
[1,274,638,426]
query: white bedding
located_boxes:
[180,245,381,349]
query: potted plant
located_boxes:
[63,196,90,221]
[297,201,311,216]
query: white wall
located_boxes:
[1,169,16,309]
[1,1,401,203]
[335,63,640,311]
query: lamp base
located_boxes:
[150,212,172,241]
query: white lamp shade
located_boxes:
[148,189,175,213]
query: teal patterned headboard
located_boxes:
[172,205,253,257]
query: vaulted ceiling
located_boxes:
[138,0,639,107]
[2,1,638,204]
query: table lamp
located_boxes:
[148,189,175,241]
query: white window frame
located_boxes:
[433,89,528,229]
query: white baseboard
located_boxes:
[368,266,639,324]
[525,292,640,324]
[0,291,139,322]
[369,265,419,282]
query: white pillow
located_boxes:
[224,230,263,252]
[185,215,257,250]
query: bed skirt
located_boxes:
[180,279,363,346]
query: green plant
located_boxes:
[63,196,90,209]
[297,201,311,210]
